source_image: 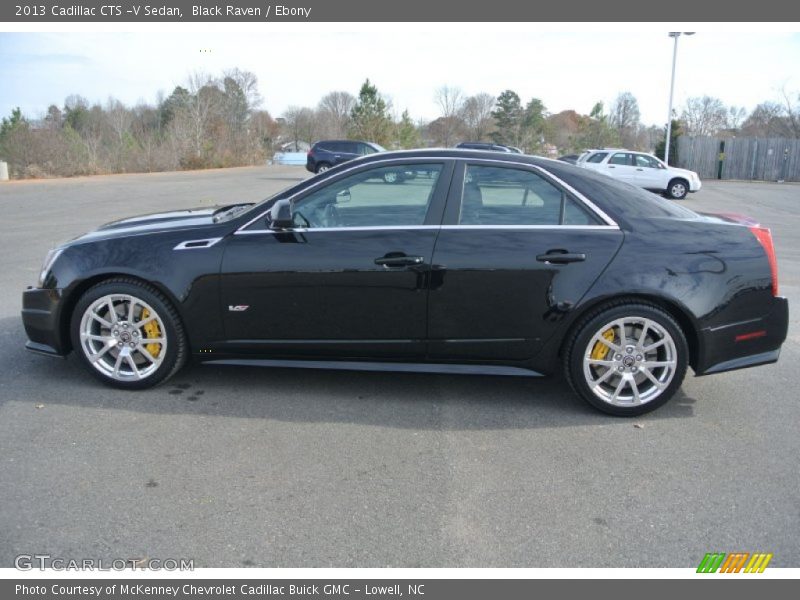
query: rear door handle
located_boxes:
[375,255,425,267]
[536,250,586,264]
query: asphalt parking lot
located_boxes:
[0,166,798,568]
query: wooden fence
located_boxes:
[677,136,800,182]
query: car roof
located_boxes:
[315,139,371,145]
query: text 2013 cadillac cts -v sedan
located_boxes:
[22,150,788,416]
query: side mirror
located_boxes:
[268,199,293,229]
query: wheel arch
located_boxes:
[59,273,188,355]
[667,176,690,197]
[558,293,700,371]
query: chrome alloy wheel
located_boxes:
[78,294,167,381]
[582,317,678,407]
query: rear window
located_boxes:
[542,161,699,220]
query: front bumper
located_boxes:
[696,295,789,375]
[21,287,68,357]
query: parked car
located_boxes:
[305,140,385,174]
[22,150,787,416]
[456,142,522,154]
[576,148,701,199]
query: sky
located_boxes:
[1,27,799,126]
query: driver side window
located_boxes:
[292,164,442,229]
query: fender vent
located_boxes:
[173,238,222,250]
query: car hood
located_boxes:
[669,166,698,179]
[68,205,244,245]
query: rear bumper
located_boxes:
[696,296,788,375]
[21,287,68,357]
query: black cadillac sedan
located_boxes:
[22,150,788,416]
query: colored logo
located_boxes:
[697,552,773,573]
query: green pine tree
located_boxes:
[349,79,393,146]
[491,90,523,146]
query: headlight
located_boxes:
[38,247,64,287]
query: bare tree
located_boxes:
[434,85,465,146]
[609,92,641,147]
[779,85,800,138]
[681,96,728,137]
[223,68,262,110]
[741,102,789,137]
[318,91,355,138]
[170,72,219,166]
[106,97,132,143]
[726,106,747,131]
[282,106,319,148]
[460,93,495,140]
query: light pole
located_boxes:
[664,32,694,166]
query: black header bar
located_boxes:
[2,0,798,22]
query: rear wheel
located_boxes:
[315,162,331,174]
[564,303,688,416]
[70,278,187,389]
[666,178,689,200]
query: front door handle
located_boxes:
[536,250,587,264]
[375,254,425,267]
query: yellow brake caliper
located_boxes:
[140,308,162,358]
[591,327,616,360]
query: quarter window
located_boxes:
[291,164,442,229]
[459,165,602,226]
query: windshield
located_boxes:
[370,143,387,152]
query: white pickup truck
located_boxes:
[577,149,701,199]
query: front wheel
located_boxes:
[382,170,403,184]
[666,178,689,200]
[564,303,688,416]
[70,278,188,389]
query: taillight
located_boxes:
[749,226,779,296]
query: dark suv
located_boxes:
[456,142,522,154]
[306,140,386,174]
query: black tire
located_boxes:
[666,178,689,200]
[563,302,688,416]
[70,278,188,390]
[315,162,332,174]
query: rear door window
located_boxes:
[609,153,631,166]
[586,152,608,163]
[459,165,602,226]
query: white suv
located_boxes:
[576,149,701,199]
